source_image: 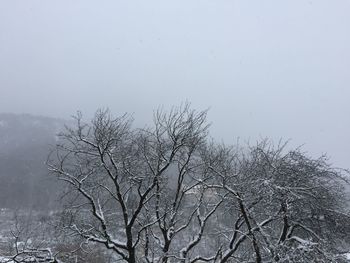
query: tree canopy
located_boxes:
[8,105,349,263]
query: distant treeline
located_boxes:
[0,113,66,209]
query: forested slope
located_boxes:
[0,113,66,209]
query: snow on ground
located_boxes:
[0,256,13,263]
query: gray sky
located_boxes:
[0,0,349,168]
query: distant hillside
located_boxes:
[0,113,67,209]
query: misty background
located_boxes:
[0,0,349,169]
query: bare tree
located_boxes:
[46,106,350,263]
[205,141,350,262]
[47,105,225,263]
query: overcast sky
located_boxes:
[0,0,349,168]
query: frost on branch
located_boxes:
[45,106,350,263]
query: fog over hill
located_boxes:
[0,113,67,209]
[0,112,349,210]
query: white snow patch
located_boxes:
[0,256,13,263]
